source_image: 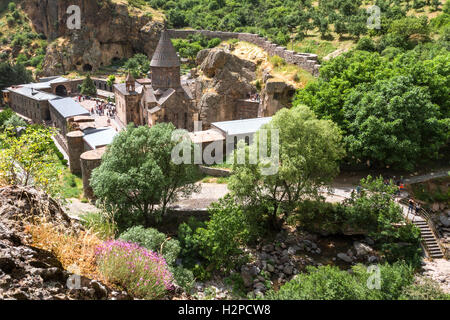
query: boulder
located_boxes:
[337,253,353,263]
[439,214,450,227]
[353,241,373,256]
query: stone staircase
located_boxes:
[412,220,444,259]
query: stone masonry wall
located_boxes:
[236,99,260,119]
[167,29,320,76]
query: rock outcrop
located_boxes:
[0,186,125,300]
[257,68,296,117]
[21,0,165,75]
[191,48,257,128]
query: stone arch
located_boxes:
[83,64,93,72]
[55,85,68,97]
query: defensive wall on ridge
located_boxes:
[167,29,321,76]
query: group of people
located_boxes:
[408,198,421,215]
[383,176,405,195]
[247,92,260,102]
[91,100,116,118]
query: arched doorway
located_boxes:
[83,64,93,72]
[55,85,68,97]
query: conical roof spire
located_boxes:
[126,71,135,83]
[150,30,180,68]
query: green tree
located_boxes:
[123,53,150,78]
[2,114,26,130]
[344,76,448,170]
[0,126,62,196]
[106,75,116,87]
[80,74,97,96]
[90,123,199,230]
[229,106,345,228]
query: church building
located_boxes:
[114,30,195,130]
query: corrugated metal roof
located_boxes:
[8,86,58,101]
[83,127,117,150]
[49,98,90,119]
[150,30,180,68]
[211,117,272,136]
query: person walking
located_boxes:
[415,202,421,216]
[408,199,414,214]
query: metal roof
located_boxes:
[211,117,272,136]
[8,86,58,101]
[49,98,90,119]
[150,30,180,68]
[83,127,117,150]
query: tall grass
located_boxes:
[25,220,102,280]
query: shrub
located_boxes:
[8,2,16,12]
[356,36,376,51]
[119,226,180,266]
[96,240,173,299]
[194,196,250,271]
[400,277,450,300]
[25,220,102,280]
[170,266,195,293]
[177,217,206,267]
[269,55,286,67]
[207,37,221,48]
[80,212,117,240]
[266,262,415,300]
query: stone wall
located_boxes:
[168,29,320,76]
[80,148,105,200]
[198,165,231,177]
[66,131,85,175]
[236,99,259,119]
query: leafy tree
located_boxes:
[106,75,116,87]
[344,76,447,170]
[0,62,33,94]
[193,195,250,271]
[0,126,62,196]
[80,74,97,96]
[90,123,199,230]
[2,114,26,130]
[229,106,345,228]
[0,108,14,127]
[123,53,150,78]
[342,176,422,265]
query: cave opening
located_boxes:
[83,64,93,72]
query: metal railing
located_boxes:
[399,198,445,258]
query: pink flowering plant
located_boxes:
[95,240,174,299]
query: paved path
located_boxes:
[402,169,450,184]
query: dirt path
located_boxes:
[63,198,100,219]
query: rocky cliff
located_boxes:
[0,186,127,300]
[191,48,257,128]
[21,0,165,75]
[258,68,296,117]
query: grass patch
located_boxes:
[58,168,83,199]
[24,219,103,281]
[79,212,117,240]
[201,175,230,184]
[294,39,337,60]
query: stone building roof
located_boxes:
[150,30,180,68]
[49,98,90,119]
[211,117,272,136]
[114,82,142,96]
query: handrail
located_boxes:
[399,198,444,257]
